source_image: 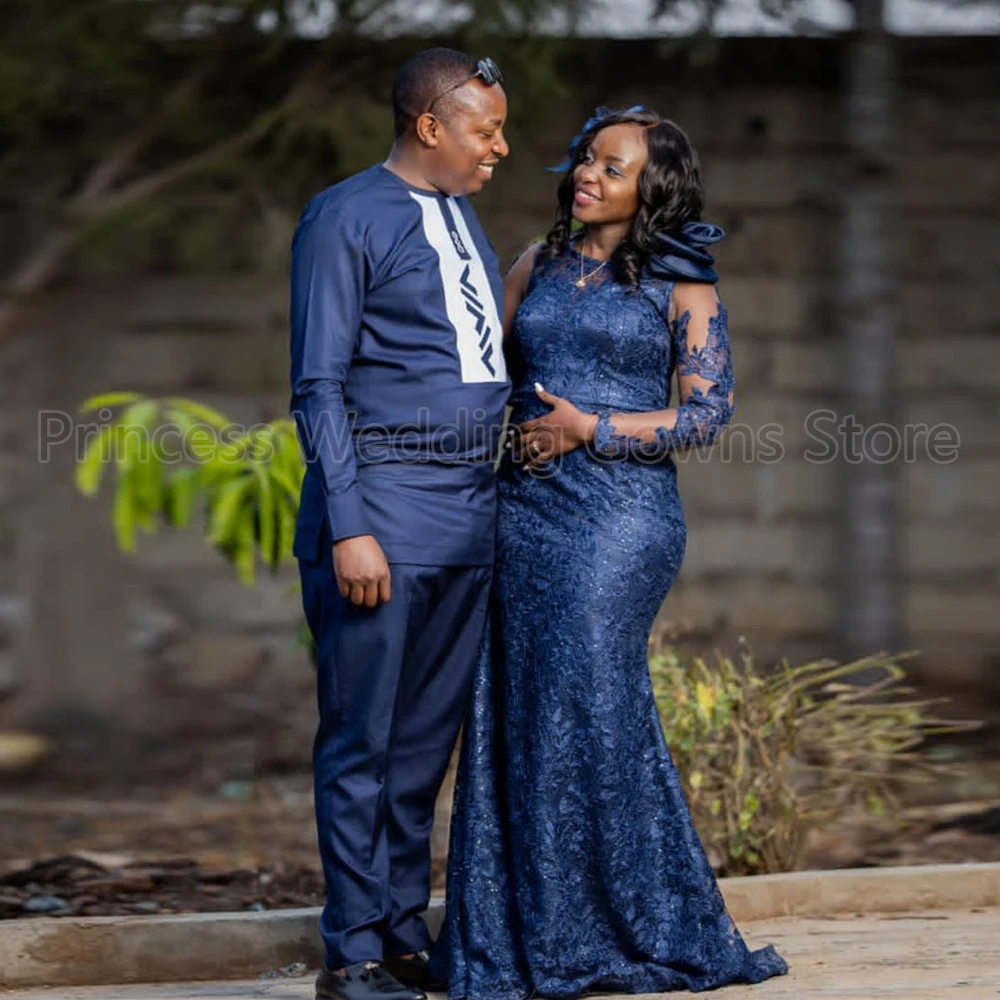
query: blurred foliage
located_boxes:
[0,0,601,279]
[650,640,979,876]
[74,392,305,584]
[653,0,798,33]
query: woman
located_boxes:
[433,106,788,998]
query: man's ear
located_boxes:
[415,112,441,148]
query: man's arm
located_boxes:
[289,210,391,607]
[290,210,369,540]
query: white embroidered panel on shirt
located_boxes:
[409,192,507,384]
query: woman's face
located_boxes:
[571,123,649,226]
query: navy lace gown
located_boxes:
[433,226,788,998]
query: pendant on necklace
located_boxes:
[574,278,587,288]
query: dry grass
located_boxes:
[650,639,980,876]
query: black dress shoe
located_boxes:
[316,961,428,1000]
[384,951,447,992]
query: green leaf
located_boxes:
[112,469,137,553]
[255,464,277,570]
[163,406,203,435]
[164,467,199,528]
[74,423,114,496]
[269,466,302,505]
[164,397,232,432]
[271,422,305,488]
[122,402,163,531]
[79,391,141,413]
[234,507,256,585]
[277,500,296,565]
[244,424,274,464]
[187,424,222,467]
[119,399,160,431]
[207,474,254,546]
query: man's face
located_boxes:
[424,83,510,196]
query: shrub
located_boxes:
[74,392,304,584]
[649,639,977,876]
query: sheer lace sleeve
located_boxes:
[666,285,736,446]
[594,284,735,457]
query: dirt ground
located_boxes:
[2,689,998,921]
[0,773,454,919]
[2,766,999,920]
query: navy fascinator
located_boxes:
[646,222,725,283]
[545,104,655,173]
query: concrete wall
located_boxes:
[0,279,319,778]
[0,38,997,765]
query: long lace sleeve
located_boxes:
[594,284,735,458]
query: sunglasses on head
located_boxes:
[424,57,503,115]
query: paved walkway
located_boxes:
[3,909,998,1000]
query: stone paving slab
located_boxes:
[4,863,1000,990]
[2,908,997,1000]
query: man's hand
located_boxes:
[332,536,391,607]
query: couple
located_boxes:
[289,47,787,1000]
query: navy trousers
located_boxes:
[299,536,491,969]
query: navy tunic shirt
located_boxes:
[290,164,510,566]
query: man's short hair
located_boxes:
[392,47,478,138]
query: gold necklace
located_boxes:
[575,246,608,288]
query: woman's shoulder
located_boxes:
[507,239,547,275]
[504,240,548,301]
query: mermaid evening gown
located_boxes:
[432,228,788,998]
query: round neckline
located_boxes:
[378,163,449,198]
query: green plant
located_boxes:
[649,640,977,877]
[74,392,304,584]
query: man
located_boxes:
[289,48,510,1000]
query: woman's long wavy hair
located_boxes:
[541,107,705,287]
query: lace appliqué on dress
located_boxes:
[593,302,735,459]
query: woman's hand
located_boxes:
[518,383,598,468]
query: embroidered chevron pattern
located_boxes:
[459,264,496,376]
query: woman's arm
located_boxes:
[503,242,543,338]
[519,282,734,465]
[593,282,735,453]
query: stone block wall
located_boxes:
[0,279,316,778]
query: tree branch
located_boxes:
[74,58,217,207]
[78,54,346,220]
[0,50,349,344]
[79,116,274,221]
[0,58,218,342]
